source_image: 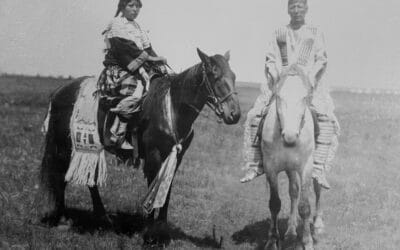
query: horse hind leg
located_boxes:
[40,147,68,226]
[39,117,69,227]
[265,172,281,250]
[313,178,325,236]
[284,170,299,242]
[89,185,112,227]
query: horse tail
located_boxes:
[41,83,64,135]
[39,99,57,196]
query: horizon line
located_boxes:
[1,72,399,92]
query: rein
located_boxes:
[199,64,237,118]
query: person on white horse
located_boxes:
[241,0,340,189]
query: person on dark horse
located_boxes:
[39,0,241,243]
[100,0,169,150]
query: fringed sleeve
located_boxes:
[265,29,284,87]
[310,29,328,88]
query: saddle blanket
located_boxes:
[65,77,107,187]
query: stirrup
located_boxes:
[312,174,331,190]
[240,168,263,183]
[120,140,134,150]
[110,134,134,150]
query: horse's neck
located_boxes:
[169,64,206,140]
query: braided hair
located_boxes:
[114,0,142,17]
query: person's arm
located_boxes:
[310,30,328,88]
[108,37,166,72]
[265,30,282,87]
[108,37,149,72]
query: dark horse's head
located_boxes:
[196,48,241,124]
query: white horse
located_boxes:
[261,66,319,250]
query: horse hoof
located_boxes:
[313,217,325,236]
[284,230,297,243]
[56,216,72,231]
[264,239,279,250]
[40,212,63,227]
[304,242,314,250]
[97,214,113,229]
[313,226,324,236]
[143,223,171,246]
[294,241,314,250]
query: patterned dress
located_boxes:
[100,16,166,97]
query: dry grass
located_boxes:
[1,76,400,249]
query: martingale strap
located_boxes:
[142,88,194,214]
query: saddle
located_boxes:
[95,68,165,164]
[96,69,140,163]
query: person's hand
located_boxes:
[156,56,168,64]
[159,65,168,74]
[148,56,167,64]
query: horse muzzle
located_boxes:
[220,96,241,124]
[282,130,299,146]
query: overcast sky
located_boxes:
[1,0,400,89]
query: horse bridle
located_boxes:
[199,63,238,118]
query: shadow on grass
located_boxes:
[232,218,300,250]
[167,224,223,249]
[63,208,222,248]
[65,208,146,236]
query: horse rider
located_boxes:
[99,0,169,149]
[241,0,340,189]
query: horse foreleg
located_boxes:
[150,187,173,244]
[89,185,112,227]
[313,178,325,236]
[143,148,170,245]
[265,172,281,250]
[298,158,314,250]
[285,170,299,241]
[144,156,160,225]
[157,151,185,223]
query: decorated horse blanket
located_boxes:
[65,77,107,187]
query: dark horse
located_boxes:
[39,49,241,241]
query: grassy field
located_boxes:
[1,75,400,249]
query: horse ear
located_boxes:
[197,48,211,67]
[224,50,230,61]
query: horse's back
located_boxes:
[47,76,93,148]
[51,76,91,108]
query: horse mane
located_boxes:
[141,63,202,120]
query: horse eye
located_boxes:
[212,67,219,75]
